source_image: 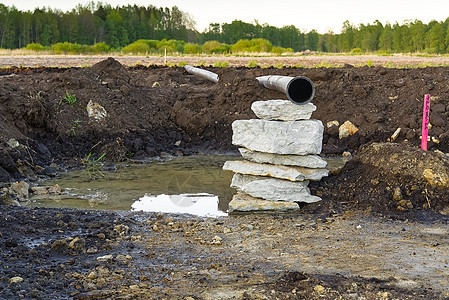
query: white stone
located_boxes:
[239,148,327,168]
[232,119,323,155]
[223,160,329,181]
[231,173,321,203]
[251,100,316,121]
[9,276,24,284]
[87,100,108,120]
[339,120,358,139]
[228,193,300,213]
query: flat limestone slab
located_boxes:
[223,160,329,181]
[232,119,323,155]
[231,173,321,203]
[239,148,327,168]
[251,100,316,121]
[228,192,300,213]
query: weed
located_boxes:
[274,63,285,69]
[82,152,106,179]
[366,60,373,67]
[29,91,42,100]
[247,60,259,68]
[213,61,229,67]
[67,120,81,136]
[62,91,77,105]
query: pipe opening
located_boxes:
[287,77,315,104]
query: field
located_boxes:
[1,55,449,299]
[2,53,449,68]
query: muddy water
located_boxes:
[30,155,237,216]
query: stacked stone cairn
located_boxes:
[223,100,328,213]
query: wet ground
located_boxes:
[1,57,449,299]
[1,206,448,299]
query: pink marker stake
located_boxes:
[421,94,430,151]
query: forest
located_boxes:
[1,2,449,54]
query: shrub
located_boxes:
[90,42,110,54]
[122,40,151,54]
[202,40,229,54]
[156,39,186,53]
[231,38,273,53]
[25,43,45,51]
[51,42,86,54]
[184,43,202,54]
[271,46,293,54]
[350,48,363,54]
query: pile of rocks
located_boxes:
[223,100,328,213]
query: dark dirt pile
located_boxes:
[1,58,449,215]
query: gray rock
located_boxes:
[228,192,300,213]
[223,160,329,181]
[8,181,29,200]
[231,173,321,203]
[251,100,316,121]
[232,119,323,155]
[239,148,327,168]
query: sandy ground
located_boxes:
[1,53,449,68]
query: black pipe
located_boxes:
[256,75,315,105]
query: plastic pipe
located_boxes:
[256,75,315,105]
[184,65,219,83]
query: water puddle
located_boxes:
[30,155,237,216]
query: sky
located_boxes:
[2,0,449,34]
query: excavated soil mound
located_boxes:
[308,142,449,216]
[1,58,449,215]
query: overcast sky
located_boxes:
[2,0,449,33]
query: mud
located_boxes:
[1,58,449,298]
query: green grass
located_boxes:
[63,91,77,105]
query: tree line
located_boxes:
[1,2,449,54]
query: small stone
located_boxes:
[9,181,30,199]
[97,254,114,262]
[392,187,402,202]
[7,138,20,148]
[423,168,449,188]
[47,184,62,194]
[87,271,97,280]
[211,235,222,245]
[68,237,86,251]
[116,254,129,264]
[9,276,24,284]
[51,239,68,250]
[314,285,325,293]
[339,120,358,139]
[327,120,339,128]
[86,100,108,121]
[87,247,98,254]
[398,200,408,208]
[342,151,352,157]
[152,224,159,231]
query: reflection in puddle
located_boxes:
[132,193,227,217]
[30,155,237,215]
